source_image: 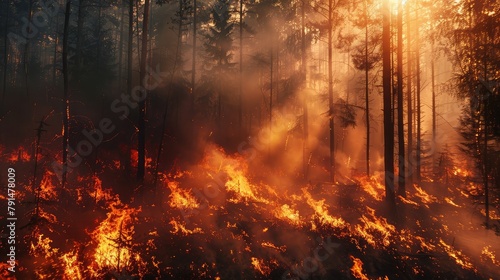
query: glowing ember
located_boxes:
[439,239,475,271]
[7,146,31,162]
[444,197,461,208]
[169,219,203,235]
[261,241,286,252]
[251,257,273,276]
[481,246,500,266]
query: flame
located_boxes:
[358,175,385,201]
[453,167,471,177]
[167,181,200,210]
[251,257,273,276]
[439,239,475,270]
[274,204,302,226]
[355,207,395,248]
[37,171,58,201]
[302,188,346,228]
[350,256,369,280]
[444,197,461,208]
[90,200,141,276]
[0,262,16,279]
[8,146,31,162]
[398,195,419,206]
[261,241,287,252]
[61,249,83,279]
[30,234,59,257]
[169,219,203,235]
[413,186,438,205]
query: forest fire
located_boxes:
[0,0,499,278]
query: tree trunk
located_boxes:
[397,0,405,197]
[239,0,244,137]
[76,0,85,76]
[382,0,395,207]
[406,1,412,186]
[117,2,125,90]
[415,6,421,182]
[154,0,184,189]
[301,0,308,179]
[431,45,436,174]
[328,0,335,183]
[191,0,197,112]
[2,2,9,114]
[137,0,150,182]
[127,0,133,95]
[24,0,34,97]
[62,0,72,188]
[364,0,370,177]
[270,46,273,132]
[52,14,59,90]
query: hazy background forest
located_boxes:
[0,0,499,278]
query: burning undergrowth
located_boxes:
[1,144,499,279]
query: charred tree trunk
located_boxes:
[328,0,335,183]
[137,0,150,182]
[24,0,34,97]
[191,0,197,112]
[382,0,395,208]
[484,110,489,228]
[239,0,244,137]
[62,0,72,188]
[2,2,9,114]
[76,0,85,76]
[431,44,436,174]
[154,0,185,189]
[301,0,308,179]
[406,1,412,186]
[118,1,125,90]
[364,0,370,177]
[415,6,421,182]
[397,0,405,197]
[52,14,59,90]
[127,0,133,95]
[270,46,273,132]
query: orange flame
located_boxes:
[169,219,203,235]
[439,239,475,270]
[350,256,369,280]
[90,200,141,276]
[61,250,83,279]
[354,207,395,248]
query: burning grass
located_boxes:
[2,145,499,279]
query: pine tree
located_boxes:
[202,0,235,123]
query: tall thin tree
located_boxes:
[328,0,335,182]
[382,0,395,207]
[397,0,405,196]
[137,0,151,181]
[62,0,72,188]
[406,0,412,185]
[415,4,421,181]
